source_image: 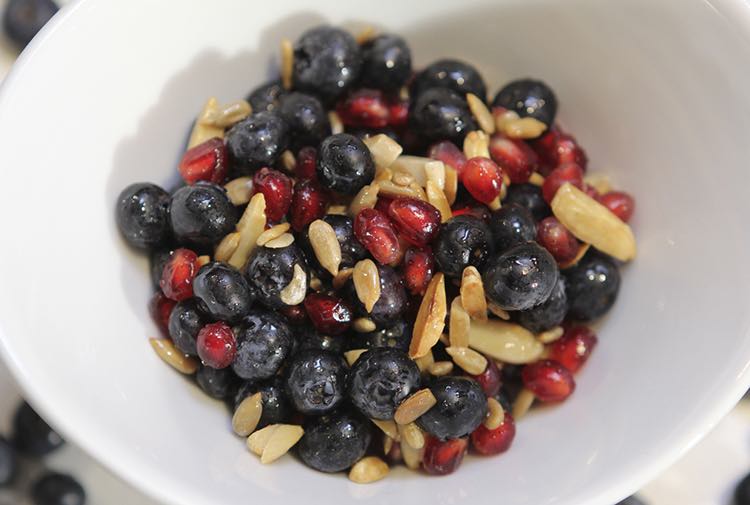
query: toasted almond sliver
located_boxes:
[390,155,430,186]
[560,243,591,269]
[383,435,394,456]
[281,39,293,90]
[196,255,211,268]
[349,183,380,217]
[401,441,424,470]
[202,100,252,128]
[394,388,437,425]
[413,349,434,374]
[378,180,427,201]
[409,273,447,359]
[355,26,378,44]
[232,392,263,437]
[364,134,403,169]
[463,130,490,159]
[188,97,224,148]
[224,176,254,206]
[488,301,511,320]
[372,419,400,441]
[308,219,342,276]
[505,117,547,139]
[326,204,348,215]
[467,93,496,134]
[247,425,279,455]
[256,223,291,247]
[353,259,380,313]
[279,264,307,306]
[484,397,506,430]
[428,361,454,376]
[513,389,536,420]
[375,167,393,182]
[488,195,502,211]
[398,422,425,450]
[353,317,377,333]
[424,160,446,190]
[280,150,296,172]
[551,183,636,261]
[468,319,545,364]
[494,109,520,132]
[537,326,564,344]
[584,173,612,195]
[348,456,389,484]
[529,172,545,187]
[264,232,294,249]
[309,274,322,292]
[215,232,241,262]
[443,165,458,205]
[228,193,266,269]
[426,180,452,223]
[446,346,487,375]
[449,297,471,348]
[392,171,415,187]
[460,266,488,321]
[329,111,344,134]
[260,424,304,464]
[332,268,354,290]
[149,338,199,374]
[344,348,368,366]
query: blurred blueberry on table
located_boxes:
[13,402,64,456]
[736,471,750,505]
[31,472,85,505]
[0,436,17,486]
[3,0,58,49]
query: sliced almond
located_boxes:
[398,422,425,450]
[401,441,424,470]
[224,176,254,206]
[560,243,591,269]
[375,167,393,182]
[353,259,380,313]
[353,317,376,333]
[529,172,545,187]
[348,456,389,484]
[247,425,279,455]
[443,165,458,205]
[149,338,198,374]
[349,182,380,217]
[309,274,322,292]
[256,223,291,247]
[279,264,307,306]
[280,39,294,90]
[280,150,296,172]
[196,255,211,268]
[537,326,564,344]
[424,160,446,190]
[264,232,294,249]
[494,108,520,132]
[449,297,471,348]
[413,349,434,373]
[487,301,511,320]
[329,111,344,134]
[468,319,545,364]
[467,93,495,134]
[378,180,427,201]
[488,195,502,211]
[551,183,636,261]
[428,361,454,376]
[513,389,536,419]
[344,348,368,366]
[445,346,487,375]
[364,134,403,169]
[460,266,488,321]
[390,155,430,186]
[215,232,241,262]
[188,97,224,148]
[371,419,400,441]
[232,392,263,437]
[503,117,547,139]
[355,26,378,44]
[332,268,354,290]
[394,388,437,425]
[392,171,415,187]
[426,180,452,223]
[409,273,447,359]
[484,397,505,430]
[228,193,266,269]
[584,173,612,195]
[308,219,342,276]
[202,99,252,128]
[383,435,394,455]
[260,424,304,464]
[463,130,490,159]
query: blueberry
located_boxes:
[417,377,487,440]
[503,183,551,222]
[295,326,345,355]
[169,182,237,246]
[410,88,477,143]
[13,402,64,456]
[347,127,400,143]
[225,111,289,174]
[616,496,648,505]
[492,78,558,128]
[297,408,371,473]
[234,377,291,428]
[360,34,412,92]
[0,436,16,486]
[278,92,331,149]
[30,472,85,505]
[195,365,239,400]
[316,133,375,195]
[285,349,347,415]
[434,215,494,279]
[115,183,171,249]
[244,243,309,309]
[515,276,567,333]
[737,473,750,505]
[3,0,58,48]
[150,248,173,288]
[412,59,487,101]
[345,264,407,327]
[192,262,253,324]
[167,299,205,356]
[488,204,537,253]
[232,309,293,381]
[246,79,287,113]
[563,250,620,321]
[483,242,559,311]
[292,26,362,103]
[347,320,411,352]
[347,348,420,420]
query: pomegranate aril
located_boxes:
[599,191,635,223]
[196,322,236,369]
[521,360,576,402]
[295,146,318,180]
[290,179,330,232]
[427,140,467,175]
[489,133,538,183]
[253,167,293,222]
[556,132,588,171]
[402,247,435,296]
[178,137,228,185]
[354,208,401,265]
[549,325,598,373]
[149,292,175,337]
[336,89,390,128]
[461,157,503,204]
[303,293,353,335]
[531,127,588,175]
[470,412,515,456]
[583,183,601,200]
[450,205,490,222]
[160,248,198,301]
[279,304,308,325]
[387,197,441,247]
[374,195,394,215]
[468,359,502,398]
[422,436,468,476]
[541,162,584,203]
[387,97,409,128]
[536,216,580,264]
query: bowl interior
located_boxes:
[1,0,750,504]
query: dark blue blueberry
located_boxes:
[360,34,412,92]
[3,0,58,49]
[195,365,239,400]
[115,183,171,249]
[345,264,407,327]
[482,242,559,311]
[515,276,567,333]
[417,377,487,440]
[563,250,620,321]
[225,111,289,174]
[232,309,293,381]
[0,436,16,486]
[192,262,253,324]
[347,320,411,352]
[278,92,331,149]
[347,348,420,420]
[244,243,308,309]
[246,80,287,113]
[503,183,551,222]
[737,472,750,505]
[616,496,648,505]
[409,87,477,143]
[492,78,558,128]
[494,391,512,413]
[285,349,347,415]
[411,59,487,101]
[292,26,362,103]
[31,472,85,505]
[12,402,64,456]
[294,326,345,355]
[434,215,494,279]
[347,127,400,143]
[167,299,205,356]
[169,182,237,247]
[316,133,375,195]
[297,408,371,473]
[149,248,173,289]
[488,204,537,253]
[234,377,291,428]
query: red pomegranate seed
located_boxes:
[290,179,330,232]
[531,127,588,175]
[253,167,293,222]
[549,325,598,373]
[387,97,409,127]
[353,208,401,264]
[160,248,198,301]
[427,140,467,175]
[462,157,503,204]
[536,217,580,264]
[450,205,491,222]
[470,412,516,456]
[178,137,227,185]
[541,162,584,203]
[336,89,390,128]
[387,197,441,247]
[402,247,435,295]
[295,146,318,181]
[148,292,175,337]
[556,132,588,171]
[489,133,539,183]
[374,195,394,215]
[196,322,236,369]
[468,360,502,398]
[522,360,576,402]
[599,191,635,223]
[279,304,308,325]
[303,293,353,335]
[422,436,468,475]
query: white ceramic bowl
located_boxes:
[1,0,750,504]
